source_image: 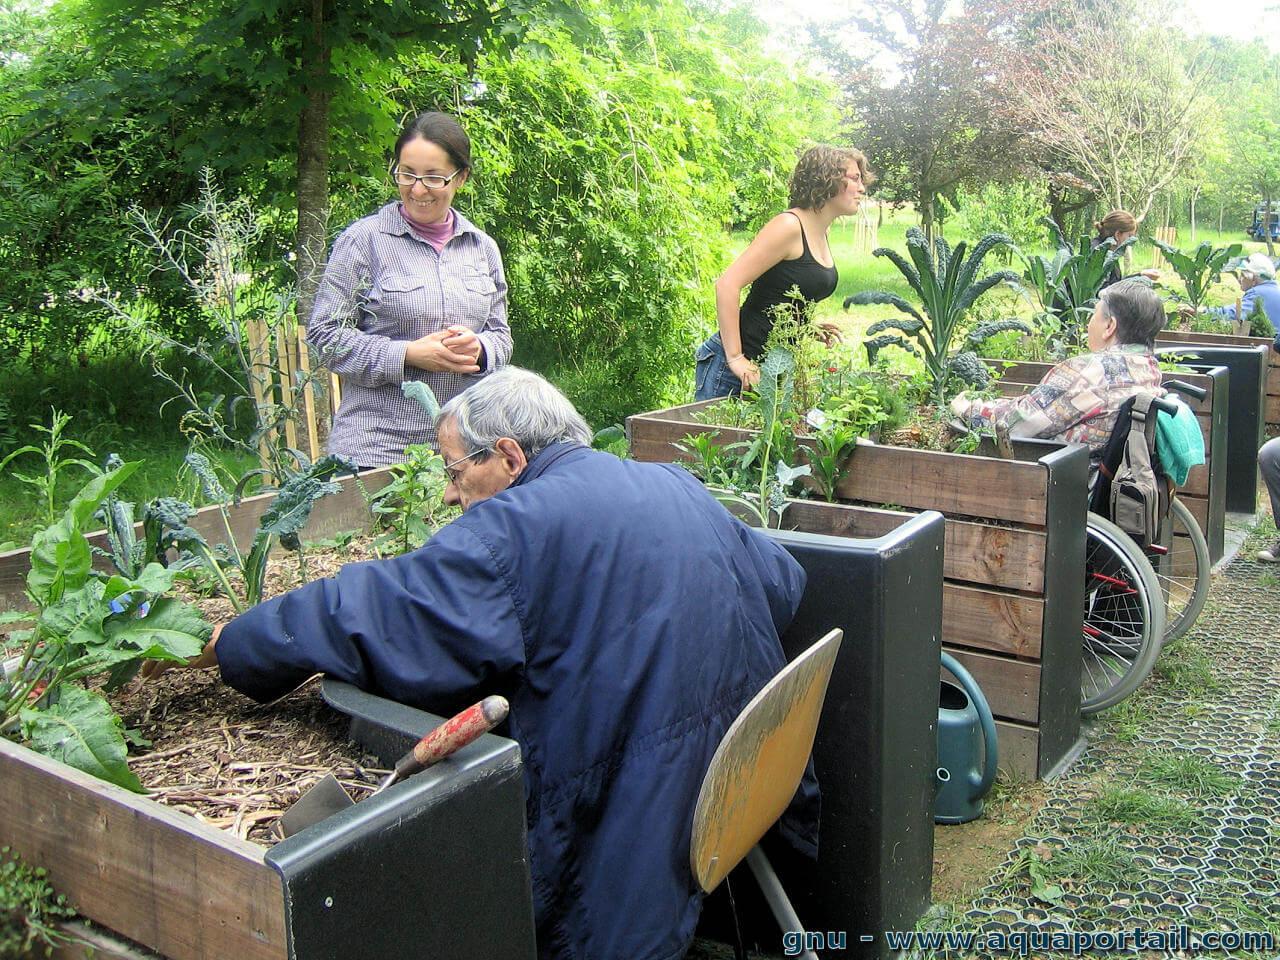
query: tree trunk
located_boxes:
[920,190,935,243]
[296,0,332,329]
[1265,194,1276,258]
[1189,188,1198,246]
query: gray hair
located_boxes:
[1098,279,1166,349]
[437,367,592,459]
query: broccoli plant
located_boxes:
[845,229,1027,405]
[1153,240,1243,314]
[1,463,210,791]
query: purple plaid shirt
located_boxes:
[307,202,512,467]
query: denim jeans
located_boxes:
[694,333,743,401]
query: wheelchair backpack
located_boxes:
[1092,394,1168,549]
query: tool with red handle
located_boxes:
[279,695,510,838]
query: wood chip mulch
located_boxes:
[102,535,392,847]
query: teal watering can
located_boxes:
[936,652,998,824]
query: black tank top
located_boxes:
[738,211,839,360]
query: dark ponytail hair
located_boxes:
[394,111,472,172]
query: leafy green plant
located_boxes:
[1152,240,1242,313]
[1,463,210,790]
[366,445,455,557]
[150,452,358,612]
[820,379,891,439]
[0,845,75,959]
[0,410,99,528]
[675,433,744,490]
[846,229,1027,405]
[1015,220,1137,351]
[806,420,859,503]
[1245,297,1275,338]
[94,173,326,490]
[590,425,628,459]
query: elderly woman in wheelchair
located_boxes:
[951,280,1209,714]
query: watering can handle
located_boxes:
[940,652,998,799]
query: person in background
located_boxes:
[951,280,1164,458]
[695,145,873,400]
[1245,254,1280,561]
[149,367,817,960]
[307,110,512,468]
[1197,253,1280,334]
[1093,209,1161,288]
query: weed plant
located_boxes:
[1134,751,1241,799]
[0,846,74,958]
[1083,786,1199,833]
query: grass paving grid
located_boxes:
[917,524,1280,958]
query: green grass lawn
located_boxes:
[0,352,261,547]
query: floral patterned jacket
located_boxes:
[955,345,1162,455]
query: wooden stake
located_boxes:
[245,317,272,468]
[275,322,299,453]
[296,331,322,462]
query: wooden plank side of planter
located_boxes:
[992,721,1038,781]
[941,648,1039,724]
[1158,330,1280,432]
[628,407,1050,525]
[0,738,286,960]
[780,500,1045,593]
[0,467,395,613]
[943,584,1043,659]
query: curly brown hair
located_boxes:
[787,145,875,211]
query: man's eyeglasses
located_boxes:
[443,448,488,484]
[393,167,464,190]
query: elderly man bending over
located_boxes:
[160,367,815,960]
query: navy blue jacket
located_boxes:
[217,443,814,960]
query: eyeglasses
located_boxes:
[393,167,464,190]
[443,448,488,483]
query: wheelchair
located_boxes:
[1079,381,1211,714]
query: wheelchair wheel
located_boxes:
[1151,497,1210,647]
[1081,513,1165,715]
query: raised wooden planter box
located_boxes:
[0,468,397,613]
[991,362,1229,563]
[628,401,1089,780]
[1155,339,1268,514]
[0,694,535,960]
[1158,329,1279,434]
[1,467,540,959]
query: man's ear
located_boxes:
[494,437,527,479]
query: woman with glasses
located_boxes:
[695,145,873,400]
[307,110,512,468]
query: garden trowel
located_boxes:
[278,694,509,838]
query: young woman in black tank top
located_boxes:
[695,144,876,401]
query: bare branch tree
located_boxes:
[1007,3,1215,223]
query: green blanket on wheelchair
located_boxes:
[1156,400,1207,487]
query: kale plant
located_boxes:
[1153,240,1243,314]
[148,451,358,611]
[846,229,1026,405]
[1015,220,1138,352]
[1,463,210,790]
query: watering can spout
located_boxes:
[935,652,998,824]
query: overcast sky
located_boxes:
[752,0,1280,54]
